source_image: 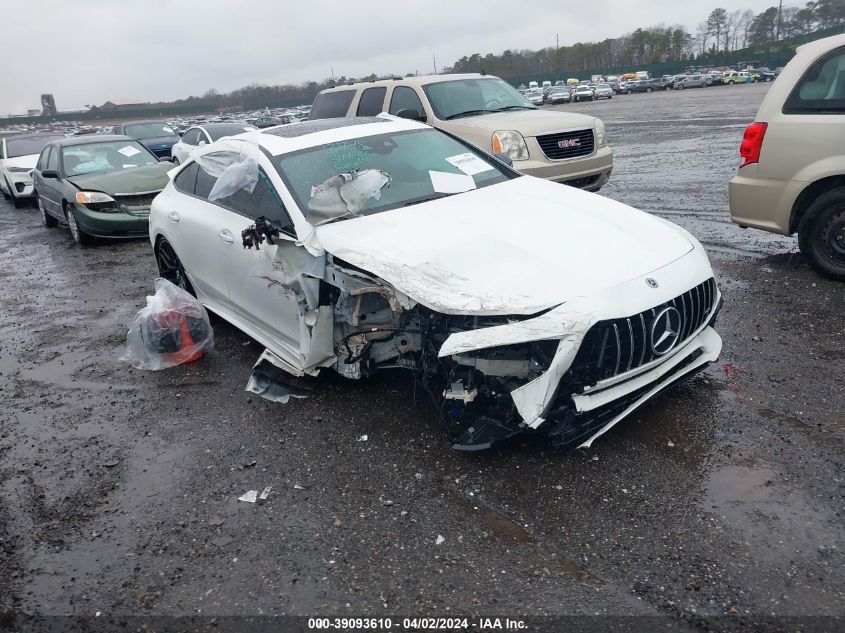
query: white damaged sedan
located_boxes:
[149,115,722,450]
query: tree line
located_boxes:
[146,0,844,111]
[449,0,844,76]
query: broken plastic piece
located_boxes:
[238,490,258,503]
[435,535,445,546]
[442,381,478,403]
[120,278,214,370]
[259,486,272,501]
[246,355,313,403]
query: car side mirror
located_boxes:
[41,169,59,179]
[493,152,513,167]
[395,108,426,123]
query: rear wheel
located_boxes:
[38,196,57,227]
[155,237,195,295]
[646,87,652,93]
[626,89,632,95]
[798,189,845,281]
[65,203,92,246]
[678,84,685,90]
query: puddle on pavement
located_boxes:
[445,487,602,585]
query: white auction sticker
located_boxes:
[429,170,476,194]
[445,152,494,176]
[118,145,141,157]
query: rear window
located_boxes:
[309,90,355,120]
[783,46,845,114]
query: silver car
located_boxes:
[674,75,707,90]
[593,84,614,100]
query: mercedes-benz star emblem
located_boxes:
[650,306,682,356]
[645,278,659,288]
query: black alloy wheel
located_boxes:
[155,238,195,295]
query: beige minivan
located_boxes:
[729,33,845,280]
[309,74,613,192]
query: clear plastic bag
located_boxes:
[120,278,214,370]
[193,142,260,201]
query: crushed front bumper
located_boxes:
[438,247,722,450]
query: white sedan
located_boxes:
[170,122,257,164]
[149,115,722,450]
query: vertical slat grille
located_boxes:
[565,278,718,388]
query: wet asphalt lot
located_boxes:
[0,82,843,631]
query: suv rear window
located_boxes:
[783,46,845,114]
[309,90,355,120]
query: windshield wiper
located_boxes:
[491,105,537,112]
[444,109,491,120]
[403,193,453,207]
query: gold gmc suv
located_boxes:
[309,74,613,192]
[729,33,845,280]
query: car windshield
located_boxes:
[123,123,176,139]
[273,128,513,226]
[206,124,257,141]
[6,135,63,158]
[61,140,157,176]
[422,78,536,120]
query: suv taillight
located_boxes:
[739,122,768,168]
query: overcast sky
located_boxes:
[4,0,786,114]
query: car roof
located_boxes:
[319,73,497,93]
[200,115,428,157]
[51,134,135,147]
[4,132,65,141]
[118,120,171,126]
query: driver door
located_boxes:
[216,169,322,369]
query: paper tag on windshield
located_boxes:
[118,146,141,157]
[429,170,476,194]
[445,153,494,176]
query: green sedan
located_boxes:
[32,135,173,245]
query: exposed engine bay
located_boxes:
[241,216,722,452]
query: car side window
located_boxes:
[389,86,425,116]
[216,170,294,232]
[194,163,218,199]
[357,87,387,116]
[37,146,52,170]
[783,46,845,114]
[182,129,200,145]
[173,162,199,194]
[46,146,58,171]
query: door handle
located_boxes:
[167,211,180,223]
[218,229,235,243]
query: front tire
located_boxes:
[678,84,685,90]
[65,204,92,246]
[798,189,845,281]
[155,237,195,295]
[38,196,57,227]
[646,87,652,93]
[626,89,632,95]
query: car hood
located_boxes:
[4,154,39,170]
[138,136,178,148]
[444,109,597,137]
[66,162,171,194]
[315,177,695,316]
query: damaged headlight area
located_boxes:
[75,191,118,212]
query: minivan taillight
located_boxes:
[739,122,768,168]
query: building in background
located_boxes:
[40,93,57,116]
